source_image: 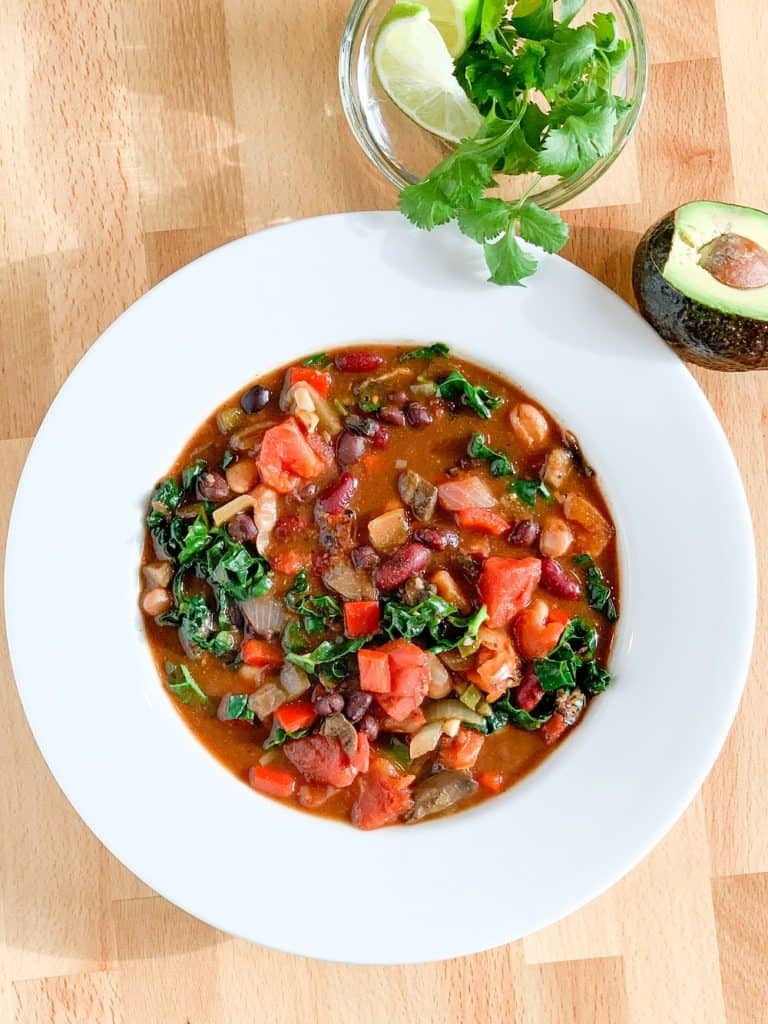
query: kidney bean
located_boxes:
[335,351,385,373]
[540,556,582,600]
[344,414,378,438]
[197,470,229,501]
[405,402,433,428]
[316,473,358,516]
[337,431,367,466]
[374,542,430,591]
[372,425,390,449]
[240,385,270,414]
[516,668,544,712]
[359,714,379,741]
[380,405,406,426]
[227,512,259,546]
[345,690,373,723]
[508,519,540,547]
[351,544,379,571]
[412,526,459,551]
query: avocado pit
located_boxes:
[698,233,768,290]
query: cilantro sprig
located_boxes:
[398,1,632,285]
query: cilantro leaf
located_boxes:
[516,201,570,253]
[542,25,596,90]
[218,693,255,722]
[399,177,457,230]
[511,0,554,40]
[480,0,507,40]
[559,0,586,24]
[182,459,207,491]
[467,432,516,476]
[436,370,503,418]
[484,227,538,286]
[537,102,618,176]
[301,352,331,367]
[263,725,311,749]
[457,198,512,242]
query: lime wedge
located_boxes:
[421,0,481,57]
[374,3,483,145]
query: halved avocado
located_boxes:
[633,201,768,371]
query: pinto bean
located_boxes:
[539,516,574,558]
[542,447,573,490]
[509,403,549,448]
[335,351,385,372]
[141,588,172,617]
[374,542,430,591]
[405,402,433,428]
[412,527,459,550]
[540,556,582,600]
[315,473,358,516]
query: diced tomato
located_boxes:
[275,699,316,734]
[516,672,545,711]
[284,734,358,788]
[380,709,426,734]
[358,648,391,693]
[271,550,306,576]
[514,599,566,660]
[467,625,520,701]
[256,417,326,493]
[478,556,541,628]
[438,727,484,770]
[241,639,284,668]
[477,769,505,794]
[350,756,415,830]
[456,507,510,536]
[349,733,370,774]
[540,712,569,746]
[287,365,331,398]
[437,475,496,511]
[344,600,380,638]
[374,639,430,722]
[248,764,295,799]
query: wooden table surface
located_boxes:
[1,2,767,1021]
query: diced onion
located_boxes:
[441,718,461,738]
[240,596,285,638]
[280,662,311,696]
[409,721,444,759]
[423,699,484,727]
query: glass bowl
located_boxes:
[339,0,648,208]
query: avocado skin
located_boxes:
[632,213,768,371]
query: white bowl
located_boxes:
[4,212,756,964]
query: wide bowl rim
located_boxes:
[3,212,756,964]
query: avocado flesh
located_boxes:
[663,201,768,321]
[633,204,768,371]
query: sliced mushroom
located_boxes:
[320,713,358,757]
[400,576,436,606]
[322,561,377,601]
[405,770,478,823]
[398,470,438,522]
[142,560,173,589]
[555,687,586,726]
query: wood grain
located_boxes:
[1,1,767,1020]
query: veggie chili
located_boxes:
[140,344,619,829]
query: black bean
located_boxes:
[351,545,379,571]
[227,512,258,546]
[197,470,229,501]
[345,690,373,723]
[311,685,344,717]
[336,431,367,466]
[240,385,270,414]
[508,519,541,547]
[359,714,379,741]
[380,406,406,426]
[405,402,433,428]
